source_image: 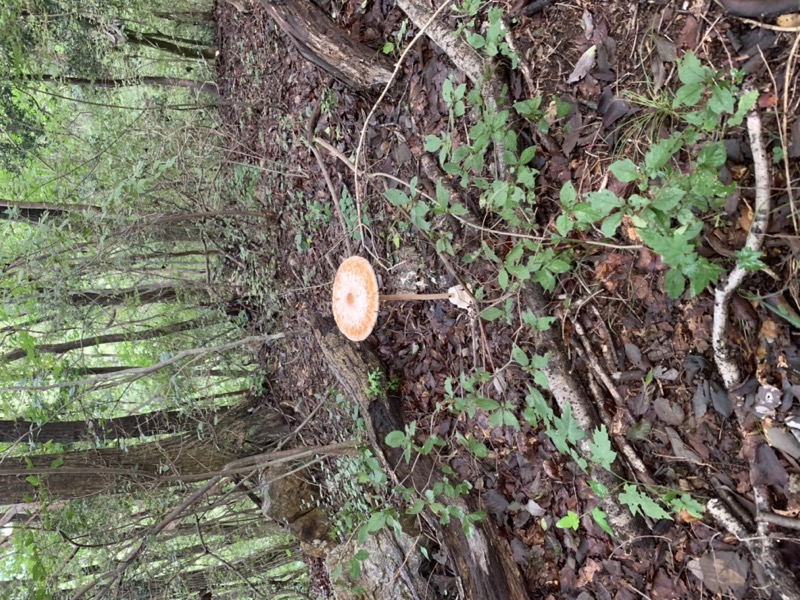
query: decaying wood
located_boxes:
[313,316,529,600]
[258,0,392,90]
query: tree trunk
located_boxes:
[123,27,216,60]
[2,318,205,363]
[0,408,213,445]
[0,199,100,223]
[0,402,287,504]
[312,317,529,600]
[22,73,219,98]
[66,283,209,307]
[257,0,392,91]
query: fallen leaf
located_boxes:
[567,45,597,83]
[752,442,788,488]
[655,397,684,426]
[694,551,749,595]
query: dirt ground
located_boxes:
[214,1,800,598]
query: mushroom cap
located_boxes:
[332,256,379,341]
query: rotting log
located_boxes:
[313,316,529,600]
[257,0,392,91]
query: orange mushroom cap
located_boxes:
[332,256,379,341]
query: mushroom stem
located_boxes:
[379,293,453,301]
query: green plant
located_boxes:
[556,52,759,298]
[452,3,517,68]
[515,347,704,533]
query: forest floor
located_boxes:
[214,1,800,598]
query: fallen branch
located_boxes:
[712,107,771,389]
[709,108,800,598]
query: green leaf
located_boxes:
[442,78,454,104]
[26,475,40,487]
[505,243,524,266]
[649,186,685,212]
[663,268,686,299]
[384,189,409,207]
[480,307,504,321]
[587,426,617,470]
[683,257,723,296]
[591,507,613,536]
[560,181,577,208]
[677,52,710,85]
[424,135,443,152]
[643,135,681,175]
[609,159,639,183]
[512,344,529,367]
[668,493,704,519]
[730,89,758,126]
[555,214,574,237]
[513,97,543,119]
[519,146,536,165]
[588,480,609,499]
[556,511,580,530]
[385,431,407,448]
[696,142,728,169]
[618,484,673,520]
[466,31,485,49]
[476,397,500,411]
[586,189,624,216]
[600,212,623,238]
[366,511,387,533]
[735,247,765,271]
[498,267,509,290]
[708,83,735,115]
[674,82,705,108]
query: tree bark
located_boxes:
[312,316,529,600]
[22,73,219,98]
[2,318,205,363]
[257,0,392,91]
[0,408,211,445]
[0,402,288,504]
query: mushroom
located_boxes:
[331,256,466,341]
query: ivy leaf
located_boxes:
[556,510,580,530]
[587,425,617,470]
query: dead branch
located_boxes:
[712,107,771,389]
